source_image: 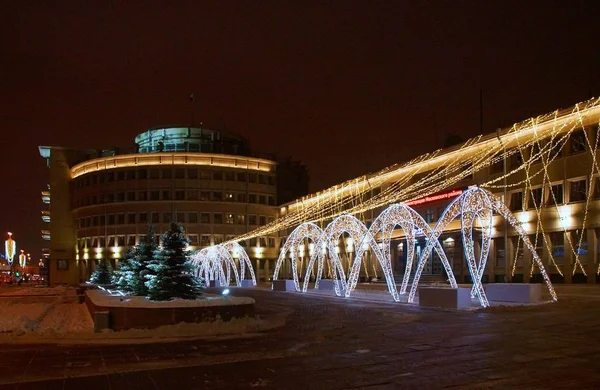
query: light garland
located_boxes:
[191,243,257,287]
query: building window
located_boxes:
[258,175,267,184]
[571,229,588,257]
[259,195,267,204]
[511,236,524,266]
[490,158,503,174]
[188,212,198,223]
[199,170,210,180]
[225,213,235,224]
[213,171,223,180]
[150,191,160,201]
[248,173,257,183]
[200,213,210,223]
[117,171,125,181]
[550,232,564,263]
[200,191,210,201]
[224,192,235,201]
[249,215,257,225]
[569,179,587,202]
[225,171,235,181]
[495,238,505,267]
[126,170,136,180]
[267,216,275,224]
[108,236,116,247]
[236,214,246,225]
[268,196,276,205]
[510,191,523,212]
[200,235,211,246]
[214,235,224,245]
[213,192,222,201]
[237,172,247,182]
[268,176,276,185]
[548,183,563,206]
[187,190,198,200]
[248,194,257,203]
[139,213,148,224]
[594,177,600,199]
[175,190,185,200]
[213,213,223,224]
[162,169,173,179]
[268,237,276,248]
[57,259,69,270]
[237,193,246,203]
[175,168,185,179]
[163,213,172,223]
[569,130,587,154]
[259,215,267,225]
[149,169,160,179]
[188,235,199,246]
[152,212,160,223]
[138,169,147,179]
[162,190,171,200]
[528,187,543,209]
[425,209,435,223]
[138,191,147,201]
[108,215,115,225]
[187,168,198,179]
[127,235,136,246]
[127,192,136,202]
[177,213,185,223]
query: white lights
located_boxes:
[191,242,257,287]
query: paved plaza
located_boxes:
[0,284,599,389]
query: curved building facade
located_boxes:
[39,127,306,285]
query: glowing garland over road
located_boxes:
[232,98,600,254]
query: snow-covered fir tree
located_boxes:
[145,222,205,301]
[113,225,157,295]
[89,259,113,285]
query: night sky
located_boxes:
[1,1,599,259]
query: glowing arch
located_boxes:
[273,222,324,291]
[302,214,399,301]
[191,243,257,287]
[408,187,557,307]
[221,241,257,286]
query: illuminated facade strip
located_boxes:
[70,152,276,179]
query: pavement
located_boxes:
[0,284,599,389]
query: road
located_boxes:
[0,284,599,389]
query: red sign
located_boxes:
[405,189,463,206]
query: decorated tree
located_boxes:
[89,259,113,285]
[113,225,157,295]
[145,222,204,301]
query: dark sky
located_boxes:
[1,1,599,259]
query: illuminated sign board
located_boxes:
[405,189,464,207]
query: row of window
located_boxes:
[77,212,275,228]
[74,190,276,208]
[74,168,275,188]
[77,234,279,249]
[489,129,594,174]
[494,228,595,267]
[508,177,600,212]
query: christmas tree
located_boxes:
[113,225,157,295]
[89,259,113,285]
[145,222,205,301]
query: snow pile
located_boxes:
[37,303,94,335]
[0,302,49,333]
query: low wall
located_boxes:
[85,290,255,331]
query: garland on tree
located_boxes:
[145,222,205,301]
[113,225,157,295]
[89,259,113,285]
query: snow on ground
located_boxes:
[0,285,77,296]
[0,302,50,333]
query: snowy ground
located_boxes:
[0,285,77,296]
[0,288,283,345]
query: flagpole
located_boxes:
[190,93,195,126]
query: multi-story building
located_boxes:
[274,100,600,285]
[39,126,308,285]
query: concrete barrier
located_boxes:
[484,283,542,303]
[316,279,336,290]
[240,279,255,287]
[272,279,297,291]
[418,287,472,309]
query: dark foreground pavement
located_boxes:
[1,285,600,389]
